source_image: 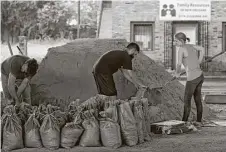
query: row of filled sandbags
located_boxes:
[1,96,151,151]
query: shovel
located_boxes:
[153,51,226,90]
[132,51,226,99]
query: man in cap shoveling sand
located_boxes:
[92,42,147,100]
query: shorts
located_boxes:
[1,73,30,103]
[92,71,117,96]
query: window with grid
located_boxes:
[131,22,154,51]
[103,1,112,8]
[223,23,226,52]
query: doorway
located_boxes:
[172,22,199,70]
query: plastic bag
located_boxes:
[100,119,121,148]
[118,101,138,146]
[61,122,84,148]
[24,107,42,148]
[79,110,101,147]
[2,105,24,151]
[40,105,60,150]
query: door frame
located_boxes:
[172,21,199,69]
[223,22,226,52]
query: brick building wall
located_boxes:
[208,1,226,73]
[100,0,226,73]
[112,1,165,63]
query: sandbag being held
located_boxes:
[24,107,42,148]
[118,100,138,146]
[2,105,24,151]
[40,105,60,150]
[79,110,101,147]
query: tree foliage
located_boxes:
[1,0,99,43]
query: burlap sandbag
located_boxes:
[52,110,68,129]
[118,101,138,146]
[61,122,84,148]
[2,106,24,151]
[141,98,151,141]
[68,99,81,122]
[40,106,60,150]
[104,100,119,122]
[79,110,101,147]
[16,102,33,125]
[81,96,100,118]
[133,101,145,144]
[36,104,47,123]
[24,110,42,148]
[100,119,122,148]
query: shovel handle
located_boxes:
[171,51,226,81]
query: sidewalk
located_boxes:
[179,76,226,94]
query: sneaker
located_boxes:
[193,121,203,128]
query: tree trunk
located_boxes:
[77,0,80,39]
[7,31,13,56]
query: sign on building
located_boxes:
[159,0,211,21]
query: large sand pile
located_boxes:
[31,39,214,122]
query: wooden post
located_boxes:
[18,36,27,56]
[77,0,80,39]
[7,34,13,56]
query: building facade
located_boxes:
[98,0,226,75]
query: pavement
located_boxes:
[11,127,226,152]
[179,76,226,94]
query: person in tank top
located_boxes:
[173,32,205,127]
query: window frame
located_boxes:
[103,1,112,9]
[130,21,155,51]
[223,22,226,52]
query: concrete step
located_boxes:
[204,94,226,104]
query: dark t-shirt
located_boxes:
[1,55,29,79]
[93,50,133,74]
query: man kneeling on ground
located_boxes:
[1,55,39,106]
[92,42,147,101]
